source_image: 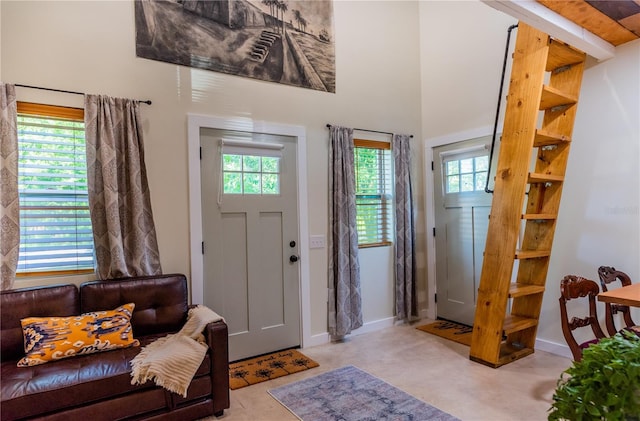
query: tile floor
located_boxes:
[210,322,572,421]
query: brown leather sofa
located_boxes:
[0,274,230,420]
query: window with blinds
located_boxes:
[16,102,95,276]
[354,139,393,247]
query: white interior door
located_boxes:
[433,136,494,326]
[200,128,300,362]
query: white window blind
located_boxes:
[220,138,284,157]
[16,103,95,275]
[354,139,393,247]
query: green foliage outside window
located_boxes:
[355,144,392,246]
[17,112,95,274]
[445,155,488,193]
[223,154,280,195]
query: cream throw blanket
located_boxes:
[130,305,224,397]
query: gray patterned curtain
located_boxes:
[0,83,20,290]
[328,125,363,338]
[393,134,418,321]
[84,94,162,279]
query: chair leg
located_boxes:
[604,305,618,336]
[214,410,224,417]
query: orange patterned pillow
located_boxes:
[18,303,140,367]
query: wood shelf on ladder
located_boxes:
[469,21,586,368]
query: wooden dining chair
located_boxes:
[597,266,638,336]
[559,275,607,361]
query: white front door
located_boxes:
[433,137,494,326]
[200,128,300,362]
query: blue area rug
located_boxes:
[268,365,460,421]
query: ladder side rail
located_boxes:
[509,59,586,349]
[470,23,551,365]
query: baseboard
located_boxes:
[305,318,574,361]
[306,332,330,348]
[353,316,396,335]
[419,309,431,320]
[535,338,573,360]
[304,316,397,349]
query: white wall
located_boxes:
[420,0,518,140]
[539,39,640,345]
[420,0,640,348]
[1,1,423,339]
[4,0,637,354]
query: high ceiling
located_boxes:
[536,0,640,46]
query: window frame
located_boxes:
[220,138,284,196]
[15,101,95,278]
[221,153,282,196]
[442,150,489,195]
[354,138,393,248]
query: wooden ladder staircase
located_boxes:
[469,22,587,367]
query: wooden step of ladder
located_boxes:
[469,21,586,368]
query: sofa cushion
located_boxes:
[80,274,188,336]
[18,303,140,367]
[1,334,211,420]
[1,284,79,362]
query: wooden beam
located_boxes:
[481,0,615,61]
[539,0,639,46]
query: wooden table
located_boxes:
[598,283,640,307]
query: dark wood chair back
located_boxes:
[559,275,607,361]
[597,266,637,336]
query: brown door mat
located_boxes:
[229,348,319,390]
[416,320,473,346]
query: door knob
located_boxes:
[289,255,299,263]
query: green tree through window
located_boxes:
[222,154,280,195]
[16,102,94,276]
[445,155,489,193]
[354,139,392,247]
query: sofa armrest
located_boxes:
[204,319,230,415]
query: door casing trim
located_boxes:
[187,114,310,349]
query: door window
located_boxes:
[222,154,280,195]
[220,138,283,195]
[443,151,489,194]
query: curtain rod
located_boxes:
[326,124,412,138]
[15,84,152,105]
